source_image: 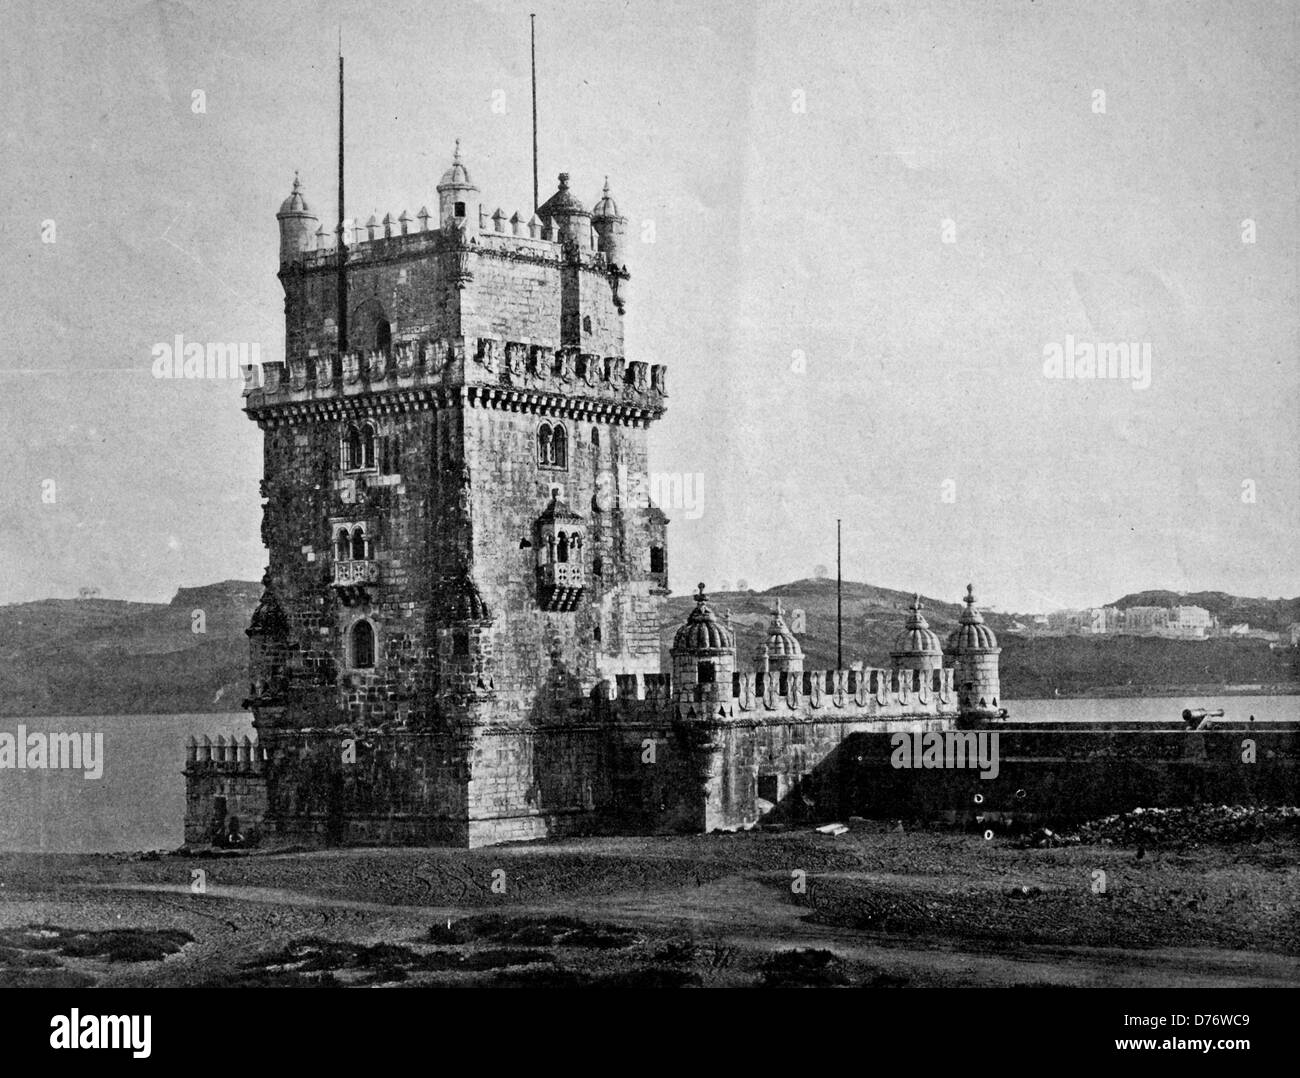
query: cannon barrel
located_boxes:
[1182,707,1226,726]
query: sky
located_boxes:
[1,0,1296,613]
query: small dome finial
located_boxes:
[696,582,707,602]
[292,170,301,192]
[912,592,923,614]
[965,583,976,606]
[453,138,461,161]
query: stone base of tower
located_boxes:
[220,718,621,850]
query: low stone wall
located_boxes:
[183,762,268,846]
[835,725,1299,826]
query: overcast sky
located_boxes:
[1,0,1296,612]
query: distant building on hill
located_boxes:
[1123,606,1170,635]
[1042,602,1213,638]
[1167,605,1212,638]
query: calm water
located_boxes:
[0,697,1295,853]
[0,712,253,854]
[1007,694,1299,725]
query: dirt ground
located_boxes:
[1,823,1296,988]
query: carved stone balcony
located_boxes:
[538,561,584,611]
[333,559,380,587]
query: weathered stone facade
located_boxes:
[184,150,995,848]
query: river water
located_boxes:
[0,696,1294,853]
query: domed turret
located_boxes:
[890,594,944,674]
[276,172,319,265]
[952,584,1002,723]
[437,140,479,229]
[954,584,999,651]
[671,583,736,706]
[754,598,803,674]
[537,172,593,248]
[591,177,627,265]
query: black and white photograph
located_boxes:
[0,0,1296,1039]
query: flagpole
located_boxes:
[530,14,539,212]
[836,518,842,668]
[336,43,348,357]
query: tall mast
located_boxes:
[336,43,348,356]
[836,518,843,668]
[530,14,539,212]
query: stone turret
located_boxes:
[670,583,735,709]
[755,597,803,674]
[592,177,629,312]
[436,140,479,229]
[537,172,593,248]
[592,177,627,265]
[890,593,944,675]
[952,584,1002,724]
[276,173,318,265]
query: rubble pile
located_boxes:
[1033,804,1300,848]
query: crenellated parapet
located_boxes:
[597,665,957,725]
[730,666,956,720]
[285,200,613,275]
[185,734,265,771]
[243,335,666,427]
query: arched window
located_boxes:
[557,532,569,563]
[352,621,375,668]
[550,424,567,468]
[650,546,666,574]
[336,529,350,561]
[351,527,367,560]
[537,423,552,466]
[376,321,391,354]
[346,425,362,470]
[591,426,599,450]
[361,423,376,469]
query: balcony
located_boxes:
[333,559,380,587]
[537,561,584,611]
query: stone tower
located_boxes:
[241,153,669,846]
[951,584,1002,725]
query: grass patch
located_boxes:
[760,949,850,987]
[0,925,193,963]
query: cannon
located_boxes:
[1182,707,1226,728]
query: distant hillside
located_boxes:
[0,577,1295,716]
[0,582,260,717]
[1109,590,1300,632]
